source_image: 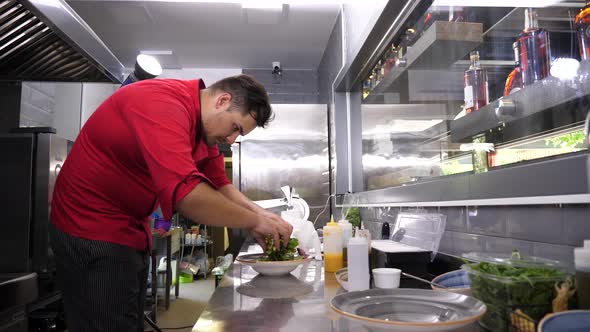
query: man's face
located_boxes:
[202,93,258,147]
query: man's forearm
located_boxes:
[176,182,259,229]
[217,184,266,214]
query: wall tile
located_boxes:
[563,204,590,247]
[481,235,534,256]
[365,220,383,240]
[507,205,564,244]
[303,95,320,104]
[374,206,399,225]
[532,242,575,270]
[444,207,466,232]
[467,206,508,236]
[243,68,319,104]
[20,104,53,126]
[448,232,484,256]
[439,231,454,255]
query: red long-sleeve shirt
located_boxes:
[51,79,230,251]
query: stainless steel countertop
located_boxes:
[193,244,482,332]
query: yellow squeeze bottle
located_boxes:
[323,216,343,272]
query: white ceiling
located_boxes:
[66,0,341,70]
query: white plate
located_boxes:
[331,288,486,332]
[236,253,312,276]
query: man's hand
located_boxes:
[248,212,293,250]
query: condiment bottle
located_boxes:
[356,223,372,254]
[338,218,353,266]
[323,216,343,273]
[575,239,590,309]
[347,234,369,291]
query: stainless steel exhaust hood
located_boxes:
[0,0,124,83]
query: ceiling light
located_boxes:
[136,54,163,76]
[242,0,283,9]
[140,50,174,56]
[432,0,562,7]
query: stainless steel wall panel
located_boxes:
[238,104,329,224]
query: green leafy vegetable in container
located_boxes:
[347,207,361,231]
[464,253,566,332]
[261,237,300,261]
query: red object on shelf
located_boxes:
[518,8,551,86]
[576,2,590,61]
[464,51,489,114]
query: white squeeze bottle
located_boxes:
[338,218,353,266]
[347,232,370,291]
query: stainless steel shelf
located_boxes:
[364,21,483,103]
[450,77,590,143]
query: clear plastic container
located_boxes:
[392,212,446,259]
[462,252,568,332]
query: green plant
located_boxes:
[346,207,361,230]
[545,131,585,149]
[262,237,300,261]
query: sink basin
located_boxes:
[0,273,38,311]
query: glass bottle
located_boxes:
[464,51,489,114]
[518,8,551,86]
[576,1,590,61]
[449,6,465,22]
[504,42,523,96]
[374,60,383,87]
[362,79,371,99]
[383,44,397,76]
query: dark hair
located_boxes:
[209,74,273,127]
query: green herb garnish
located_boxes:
[261,237,299,261]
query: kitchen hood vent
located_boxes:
[0,0,124,83]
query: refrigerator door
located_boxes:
[0,134,35,272]
[32,134,68,272]
[0,133,69,273]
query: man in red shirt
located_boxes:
[49,75,292,331]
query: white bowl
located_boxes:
[236,253,312,276]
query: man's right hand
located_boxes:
[248,213,293,251]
